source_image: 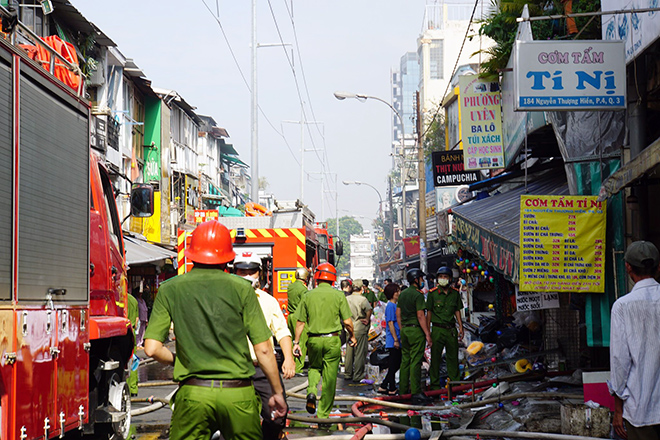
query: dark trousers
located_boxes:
[625,420,660,440]
[380,347,401,392]
[254,365,288,440]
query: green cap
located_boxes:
[625,240,660,268]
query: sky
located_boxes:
[75,0,432,230]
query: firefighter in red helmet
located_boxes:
[144,221,286,440]
[293,262,356,422]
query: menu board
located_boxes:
[519,195,606,293]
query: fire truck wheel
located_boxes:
[106,376,132,440]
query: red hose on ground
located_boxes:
[351,376,503,415]
[350,423,374,440]
[351,387,374,440]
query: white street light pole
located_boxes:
[342,180,383,219]
[334,91,406,259]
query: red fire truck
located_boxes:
[0,12,152,440]
[178,202,342,315]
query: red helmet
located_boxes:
[314,262,337,283]
[185,221,236,265]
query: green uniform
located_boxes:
[378,290,387,303]
[397,285,427,395]
[344,293,373,381]
[144,267,271,440]
[427,286,463,388]
[297,282,352,418]
[287,279,309,373]
[364,289,378,306]
[127,293,139,395]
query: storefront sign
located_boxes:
[194,209,219,223]
[516,290,560,311]
[431,151,481,186]
[426,189,438,242]
[459,75,505,171]
[515,40,626,110]
[602,1,660,62]
[453,214,519,282]
[519,195,607,293]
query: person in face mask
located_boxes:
[397,268,433,406]
[426,266,464,390]
[233,251,295,440]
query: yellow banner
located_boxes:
[519,195,606,293]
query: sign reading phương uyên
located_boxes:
[519,195,606,293]
[459,75,505,170]
[515,40,626,110]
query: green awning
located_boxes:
[221,154,248,167]
[220,142,239,156]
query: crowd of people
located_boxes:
[141,220,466,440]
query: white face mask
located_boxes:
[437,278,450,287]
[241,274,259,288]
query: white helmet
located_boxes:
[233,251,262,271]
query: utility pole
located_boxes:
[250,0,258,202]
[416,91,427,274]
[282,119,323,203]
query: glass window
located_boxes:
[430,41,443,80]
[99,165,123,255]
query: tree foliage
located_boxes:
[478,0,602,78]
[325,216,364,276]
[423,107,446,161]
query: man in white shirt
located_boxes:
[610,240,660,440]
[235,251,295,440]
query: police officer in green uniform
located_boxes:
[287,267,310,375]
[293,262,356,420]
[427,266,464,389]
[396,268,433,406]
[144,221,286,440]
[362,279,379,307]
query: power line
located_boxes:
[265,0,329,175]
[199,0,300,166]
[421,0,481,139]
[282,0,326,144]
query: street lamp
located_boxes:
[334,90,407,258]
[342,180,383,218]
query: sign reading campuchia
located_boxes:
[431,151,480,187]
[514,40,626,111]
[519,195,607,293]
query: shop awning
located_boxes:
[124,236,175,266]
[451,176,569,282]
[221,154,249,168]
[598,136,660,201]
[220,142,239,156]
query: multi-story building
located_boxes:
[350,232,375,281]
[391,52,421,238]
[418,0,492,115]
